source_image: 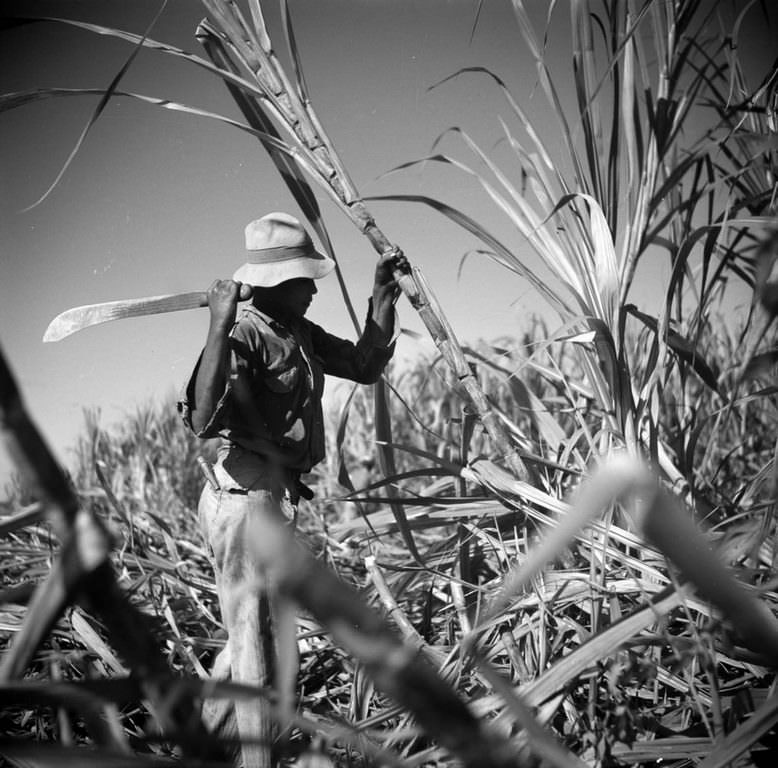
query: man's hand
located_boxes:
[374,247,410,303]
[206,279,253,330]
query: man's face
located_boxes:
[273,277,317,318]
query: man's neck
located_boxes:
[252,297,297,325]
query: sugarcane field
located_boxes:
[2,1,778,767]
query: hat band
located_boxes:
[246,245,321,263]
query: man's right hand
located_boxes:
[206,279,253,329]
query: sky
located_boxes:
[0,1,774,495]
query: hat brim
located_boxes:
[232,250,335,287]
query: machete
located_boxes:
[43,291,209,342]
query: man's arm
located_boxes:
[310,248,409,384]
[368,248,409,343]
[190,280,252,434]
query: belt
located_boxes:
[197,455,314,500]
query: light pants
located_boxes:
[199,446,297,768]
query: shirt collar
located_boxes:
[242,302,304,334]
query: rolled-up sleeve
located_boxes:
[177,323,259,439]
[177,351,233,438]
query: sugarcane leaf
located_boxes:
[510,0,592,191]
[21,2,168,211]
[474,587,686,722]
[462,345,567,452]
[570,0,653,138]
[430,66,569,217]
[0,17,42,32]
[732,384,778,403]
[428,66,555,172]
[17,15,267,100]
[741,348,778,381]
[374,377,425,564]
[385,141,593,317]
[429,126,604,319]
[375,440,461,472]
[0,87,328,185]
[0,503,45,537]
[696,687,778,768]
[70,608,125,675]
[347,467,459,497]
[563,330,597,344]
[541,192,619,326]
[470,650,590,768]
[0,675,406,765]
[626,304,722,394]
[345,494,490,508]
[556,314,631,423]
[474,453,651,628]
[335,382,361,494]
[333,383,379,536]
[0,521,109,681]
[571,0,604,202]
[365,192,574,315]
[0,744,160,767]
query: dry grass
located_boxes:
[3,317,778,765]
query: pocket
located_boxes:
[263,360,300,393]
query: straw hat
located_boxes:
[232,212,335,287]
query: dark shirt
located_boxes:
[179,300,394,472]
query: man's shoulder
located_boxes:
[227,306,274,355]
[234,305,276,335]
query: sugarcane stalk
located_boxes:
[365,556,447,667]
[203,2,352,198]
[239,0,359,198]
[199,1,531,482]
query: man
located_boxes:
[178,211,407,767]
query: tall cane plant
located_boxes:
[378,0,776,470]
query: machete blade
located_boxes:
[43,291,209,342]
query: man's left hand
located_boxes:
[374,247,410,300]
